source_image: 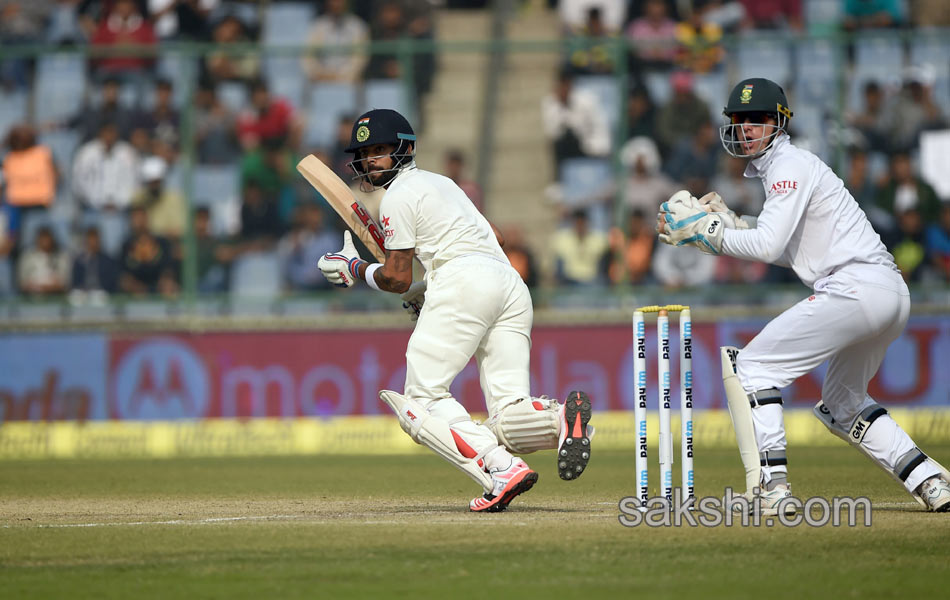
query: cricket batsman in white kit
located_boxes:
[657,78,950,513]
[317,109,593,512]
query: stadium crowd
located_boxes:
[0,0,948,305]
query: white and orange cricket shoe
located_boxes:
[470,458,538,513]
[557,390,593,481]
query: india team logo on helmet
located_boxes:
[356,117,370,142]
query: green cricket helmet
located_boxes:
[720,78,793,158]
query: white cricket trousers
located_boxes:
[736,263,938,491]
[404,255,533,451]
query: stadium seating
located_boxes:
[736,38,792,88]
[575,75,621,131]
[363,79,411,120]
[33,53,87,123]
[264,56,306,109]
[559,157,613,231]
[794,39,840,113]
[193,165,241,236]
[803,0,842,34]
[261,2,315,47]
[217,81,250,114]
[305,82,358,149]
[230,250,282,298]
[0,90,28,140]
[78,210,128,257]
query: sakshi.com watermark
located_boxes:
[618,488,873,528]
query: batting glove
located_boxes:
[400,281,426,321]
[657,191,724,255]
[318,231,366,288]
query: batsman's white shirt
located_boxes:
[720,135,934,492]
[380,165,533,418]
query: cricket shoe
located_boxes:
[470,458,538,513]
[730,485,795,516]
[557,390,593,481]
[918,476,950,512]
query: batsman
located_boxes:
[657,78,950,513]
[317,109,594,512]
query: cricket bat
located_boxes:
[296,154,387,263]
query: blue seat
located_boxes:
[217,81,249,113]
[0,90,28,139]
[78,210,129,257]
[643,71,672,105]
[575,75,620,130]
[265,58,306,109]
[230,251,282,298]
[736,38,792,88]
[306,82,358,148]
[33,53,87,123]
[804,0,842,34]
[692,71,728,121]
[39,129,81,170]
[192,165,241,236]
[156,52,196,107]
[559,158,613,231]
[910,32,950,82]
[262,2,314,47]
[363,79,410,119]
[853,37,905,81]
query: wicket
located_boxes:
[634,305,694,507]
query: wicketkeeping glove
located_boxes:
[318,231,366,288]
[698,191,751,230]
[657,191,725,255]
[400,280,426,321]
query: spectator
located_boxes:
[655,71,710,157]
[192,205,237,292]
[608,209,655,285]
[64,76,138,142]
[844,148,878,209]
[72,121,140,212]
[625,0,678,70]
[925,202,950,282]
[277,202,339,291]
[564,7,619,75]
[47,0,88,44]
[302,0,369,84]
[500,225,538,288]
[885,66,948,153]
[739,0,802,31]
[132,156,185,238]
[848,80,890,153]
[132,78,180,154]
[651,242,717,289]
[327,114,357,180]
[364,0,406,81]
[674,2,725,73]
[0,0,52,89]
[238,181,282,245]
[703,0,747,32]
[444,149,483,212]
[876,153,941,224]
[842,0,902,31]
[119,204,178,296]
[404,0,438,103]
[239,135,298,223]
[193,78,239,164]
[236,79,300,150]
[626,85,657,142]
[17,225,70,296]
[69,226,119,303]
[541,69,610,171]
[149,0,215,41]
[664,120,719,183]
[89,0,158,79]
[910,0,950,27]
[553,208,609,286]
[890,207,926,282]
[557,0,627,32]
[709,154,766,217]
[619,136,675,215]
[1,125,58,221]
[0,207,13,295]
[203,14,259,83]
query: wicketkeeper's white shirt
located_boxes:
[380,165,509,273]
[721,134,896,289]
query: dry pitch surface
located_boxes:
[2,446,949,599]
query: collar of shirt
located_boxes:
[743,132,790,179]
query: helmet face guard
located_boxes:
[719,78,793,158]
[346,135,416,191]
[344,109,416,191]
[719,109,790,158]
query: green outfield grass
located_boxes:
[2,446,949,599]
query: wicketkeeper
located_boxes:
[656,78,950,513]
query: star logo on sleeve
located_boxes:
[381,214,394,237]
[382,216,390,227]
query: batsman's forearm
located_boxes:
[357,254,412,293]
